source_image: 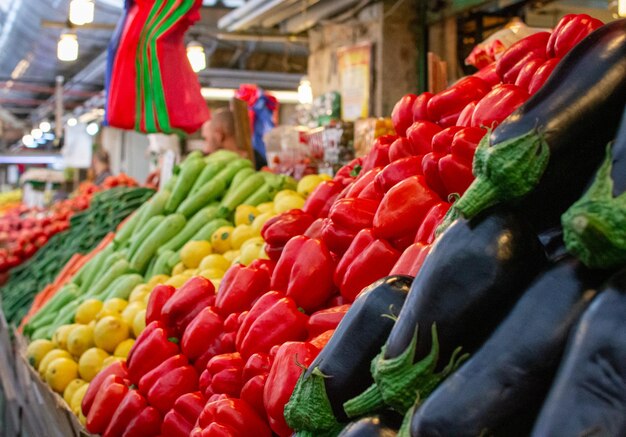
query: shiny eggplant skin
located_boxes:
[611,107,626,196]
[339,416,399,437]
[531,267,626,437]
[409,257,610,437]
[385,207,547,363]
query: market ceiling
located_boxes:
[0,0,308,145]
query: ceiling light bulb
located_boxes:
[187,41,207,73]
[40,121,51,133]
[297,77,313,105]
[22,135,35,147]
[86,122,100,136]
[69,0,95,26]
[67,117,78,127]
[32,128,43,140]
[58,32,79,62]
[619,0,626,16]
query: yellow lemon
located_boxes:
[39,349,72,378]
[121,301,146,328]
[235,205,261,226]
[93,316,129,353]
[181,240,213,269]
[133,310,147,338]
[199,268,225,280]
[257,202,275,214]
[46,358,79,393]
[147,274,169,288]
[230,225,258,250]
[251,212,274,234]
[274,193,305,213]
[210,226,235,254]
[128,284,150,303]
[113,338,135,358]
[239,240,265,266]
[172,262,186,276]
[297,174,325,198]
[63,378,87,405]
[199,254,231,272]
[66,325,94,358]
[274,189,301,203]
[222,250,240,263]
[210,279,221,290]
[142,291,152,306]
[75,299,104,325]
[319,173,332,181]
[100,298,128,317]
[165,273,191,288]
[240,236,265,252]
[184,268,199,276]
[78,348,109,382]
[70,383,89,415]
[26,339,55,369]
[52,324,79,350]
[102,356,125,368]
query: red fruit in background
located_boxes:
[392,94,418,136]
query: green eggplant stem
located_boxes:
[562,143,626,269]
[284,367,342,434]
[397,403,418,437]
[344,324,469,417]
[438,129,550,235]
[343,383,386,418]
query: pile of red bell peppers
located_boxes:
[79,14,602,437]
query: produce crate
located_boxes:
[13,331,93,437]
[0,310,20,437]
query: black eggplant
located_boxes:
[442,19,626,234]
[338,416,399,437]
[284,276,413,434]
[531,267,626,437]
[344,207,546,417]
[563,106,626,269]
[408,257,610,437]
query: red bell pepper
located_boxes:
[361,135,395,173]
[547,13,603,58]
[389,243,431,277]
[329,197,379,231]
[261,209,315,249]
[422,152,447,199]
[375,156,423,192]
[249,258,276,277]
[333,157,363,186]
[471,84,529,129]
[438,155,474,197]
[406,121,443,155]
[391,94,418,136]
[191,398,272,437]
[264,242,284,262]
[145,284,176,326]
[388,137,415,162]
[514,57,545,92]
[242,353,272,380]
[240,374,268,418]
[309,329,335,350]
[345,168,382,198]
[357,178,384,202]
[304,217,325,240]
[528,57,561,95]
[236,291,309,359]
[321,219,357,255]
[82,360,128,416]
[126,321,179,384]
[161,276,215,335]
[215,263,271,316]
[427,77,491,126]
[121,406,161,437]
[103,389,148,437]
[161,392,206,437]
[199,352,245,398]
[264,341,320,437]
[373,175,440,240]
[450,127,487,167]
[456,101,477,127]
[193,330,237,375]
[307,304,351,338]
[303,180,344,219]
[141,355,199,415]
[415,202,451,244]
[412,92,434,122]
[472,62,500,87]
[86,375,129,434]
[333,229,401,302]
[495,32,550,84]
[181,307,224,361]
[270,236,336,312]
[431,126,464,155]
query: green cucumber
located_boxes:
[205,150,240,164]
[116,190,170,247]
[190,162,226,194]
[186,151,204,161]
[168,252,182,270]
[219,172,266,215]
[87,259,131,298]
[177,178,228,218]
[213,159,254,187]
[242,182,274,206]
[26,284,80,330]
[189,218,232,243]
[163,174,178,192]
[78,245,114,293]
[102,274,144,301]
[81,250,126,294]
[158,204,219,254]
[165,159,206,213]
[228,168,256,192]
[153,250,175,276]
[127,215,166,261]
[129,214,187,274]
